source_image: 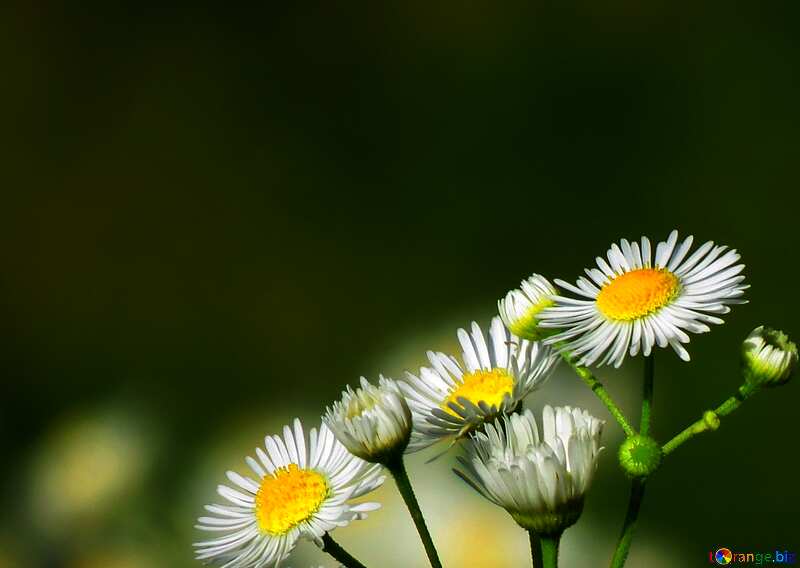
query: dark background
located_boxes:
[2,3,798,567]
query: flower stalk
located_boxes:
[322,533,368,568]
[609,478,646,568]
[529,531,544,568]
[386,456,443,568]
[662,382,758,455]
[640,355,654,435]
[560,350,635,437]
[540,533,562,568]
[610,354,656,567]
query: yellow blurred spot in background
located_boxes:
[28,407,154,535]
[69,547,159,568]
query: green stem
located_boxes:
[640,355,654,436]
[321,533,367,568]
[529,531,543,568]
[662,383,759,456]
[386,457,443,568]
[559,351,635,437]
[609,478,646,568]
[540,534,561,568]
[610,355,655,567]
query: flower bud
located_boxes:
[455,406,604,536]
[324,376,413,464]
[498,274,558,341]
[742,326,797,387]
[618,435,662,478]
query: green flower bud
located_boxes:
[618,435,662,478]
[498,274,558,341]
[742,326,797,387]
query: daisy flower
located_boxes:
[498,273,558,341]
[400,316,559,451]
[194,419,384,568]
[324,375,413,464]
[455,406,604,535]
[539,230,748,367]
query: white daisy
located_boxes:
[742,326,797,387]
[455,406,604,535]
[498,274,558,341]
[194,418,384,568]
[324,375,413,464]
[400,316,559,451]
[539,229,749,367]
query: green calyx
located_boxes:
[618,435,662,478]
[511,499,584,536]
[509,299,556,341]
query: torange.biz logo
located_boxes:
[709,547,796,565]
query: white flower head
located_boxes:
[539,230,749,367]
[742,326,797,387]
[195,419,384,568]
[324,375,413,463]
[498,273,558,341]
[455,406,604,535]
[400,316,560,452]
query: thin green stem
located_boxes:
[609,478,646,568]
[662,383,759,456]
[559,351,635,437]
[540,534,561,568]
[321,533,367,568]
[386,457,443,568]
[529,531,543,568]
[640,355,654,436]
[609,355,655,567]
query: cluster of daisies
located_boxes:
[195,230,794,568]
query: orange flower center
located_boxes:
[596,268,680,321]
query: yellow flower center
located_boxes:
[596,268,680,321]
[442,368,514,416]
[255,464,328,535]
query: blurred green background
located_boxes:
[2,3,798,567]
